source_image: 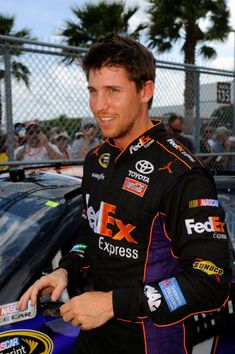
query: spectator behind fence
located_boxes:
[71,119,100,159]
[53,131,72,159]
[211,126,231,171]
[199,124,216,170]
[0,133,19,170]
[48,126,61,144]
[14,122,26,146]
[166,114,194,152]
[15,120,64,162]
[0,134,9,170]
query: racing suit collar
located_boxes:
[107,120,166,161]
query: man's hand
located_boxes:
[18,268,68,310]
[60,291,114,330]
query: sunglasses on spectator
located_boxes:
[170,126,183,134]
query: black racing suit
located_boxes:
[60,121,231,354]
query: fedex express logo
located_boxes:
[167,138,195,162]
[185,216,225,235]
[129,136,154,154]
[86,195,137,244]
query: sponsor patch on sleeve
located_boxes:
[192,259,223,282]
[144,285,162,312]
[189,199,219,208]
[159,277,187,312]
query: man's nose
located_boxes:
[94,92,109,111]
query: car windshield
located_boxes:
[0,169,82,292]
[0,210,40,282]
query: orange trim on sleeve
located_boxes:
[182,322,189,354]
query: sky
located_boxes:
[1,0,235,69]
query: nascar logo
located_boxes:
[189,199,219,208]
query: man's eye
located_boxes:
[109,87,118,93]
[88,88,97,95]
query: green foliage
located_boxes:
[0,13,33,87]
[211,105,234,129]
[40,115,83,139]
[147,0,231,64]
[0,14,32,38]
[60,0,146,48]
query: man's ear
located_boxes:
[141,80,154,104]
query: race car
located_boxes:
[0,165,83,354]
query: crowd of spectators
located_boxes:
[200,124,232,172]
[0,118,103,168]
[0,116,234,173]
[164,114,233,173]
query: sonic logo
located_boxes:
[86,196,137,244]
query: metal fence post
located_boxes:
[194,69,200,153]
[3,48,14,161]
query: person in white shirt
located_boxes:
[71,120,100,159]
[15,121,63,162]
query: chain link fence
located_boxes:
[1,35,235,171]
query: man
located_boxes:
[19,33,231,354]
[166,114,194,152]
[15,120,63,162]
[71,119,100,159]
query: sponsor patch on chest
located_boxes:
[122,177,148,197]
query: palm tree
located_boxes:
[146,0,231,131]
[59,0,146,48]
[0,14,33,127]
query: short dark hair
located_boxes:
[168,114,184,125]
[82,32,156,108]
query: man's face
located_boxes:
[167,118,183,138]
[83,125,97,139]
[88,66,148,148]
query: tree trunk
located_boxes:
[184,21,196,133]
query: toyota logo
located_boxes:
[135,160,154,174]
